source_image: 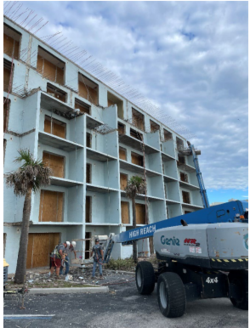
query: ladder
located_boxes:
[103,234,115,263]
[189,144,209,208]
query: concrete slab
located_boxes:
[29,286,109,294]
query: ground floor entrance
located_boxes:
[26,233,60,269]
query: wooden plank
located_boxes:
[44,116,52,134]
[120,173,127,190]
[39,190,64,222]
[4,67,10,92]
[44,116,66,139]
[121,202,129,224]
[4,34,14,57]
[108,99,114,107]
[44,58,56,81]
[75,99,90,114]
[131,152,143,166]
[136,203,145,224]
[37,55,43,74]
[79,81,88,99]
[26,234,33,269]
[119,147,126,160]
[182,191,190,204]
[85,196,91,222]
[56,67,64,85]
[43,152,65,178]
[89,87,98,105]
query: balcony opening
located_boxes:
[121,201,130,224]
[182,191,191,204]
[37,46,65,85]
[131,152,143,167]
[86,133,92,148]
[178,154,186,165]
[3,98,10,132]
[176,137,184,150]
[4,24,21,59]
[44,115,66,138]
[78,73,98,105]
[180,172,188,183]
[118,122,125,135]
[75,98,90,115]
[119,147,127,160]
[85,232,92,259]
[132,108,145,131]
[130,128,143,141]
[150,120,160,133]
[86,163,92,183]
[43,152,65,178]
[164,129,172,141]
[4,59,13,93]
[85,196,92,222]
[39,190,64,222]
[107,91,123,119]
[120,173,128,190]
[47,83,67,102]
[136,203,145,224]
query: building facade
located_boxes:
[3,17,204,273]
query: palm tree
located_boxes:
[5,149,51,284]
[125,176,146,263]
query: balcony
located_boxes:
[38,132,83,152]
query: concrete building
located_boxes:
[3,17,204,273]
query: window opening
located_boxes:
[86,163,92,183]
[4,59,13,93]
[130,128,143,141]
[120,173,128,190]
[78,73,98,105]
[163,129,172,141]
[178,154,185,165]
[121,202,130,224]
[37,46,65,85]
[176,137,184,150]
[86,133,92,148]
[119,147,127,160]
[107,91,124,119]
[85,232,92,259]
[43,152,65,178]
[85,196,92,222]
[135,203,146,224]
[4,24,21,59]
[3,98,10,132]
[44,115,66,138]
[150,120,160,133]
[39,190,64,222]
[132,108,145,131]
[47,83,67,102]
[118,122,125,135]
[75,98,90,115]
[131,152,143,167]
[182,191,191,204]
[180,172,188,183]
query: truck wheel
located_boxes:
[157,272,186,318]
[136,261,155,295]
[229,270,248,310]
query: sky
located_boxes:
[4,1,248,204]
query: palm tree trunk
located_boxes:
[15,187,32,284]
[132,197,138,263]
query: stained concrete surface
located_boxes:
[4,274,248,328]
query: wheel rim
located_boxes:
[159,281,167,309]
[137,267,142,288]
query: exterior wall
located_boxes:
[3,17,204,273]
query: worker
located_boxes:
[50,241,69,278]
[60,241,77,276]
[91,238,104,279]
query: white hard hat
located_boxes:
[71,241,76,247]
[65,241,70,247]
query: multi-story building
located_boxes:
[3,17,204,273]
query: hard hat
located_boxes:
[65,241,70,247]
[95,238,99,242]
[71,241,76,247]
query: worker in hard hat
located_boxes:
[50,241,69,278]
[91,238,104,279]
[60,241,77,276]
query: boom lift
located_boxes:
[104,200,248,318]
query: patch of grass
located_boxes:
[106,257,136,271]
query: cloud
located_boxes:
[5,1,248,192]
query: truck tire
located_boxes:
[136,261,155,295]
[157,272,186,318]
[229,270,248,310]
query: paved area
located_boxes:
[4,273,248,328]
